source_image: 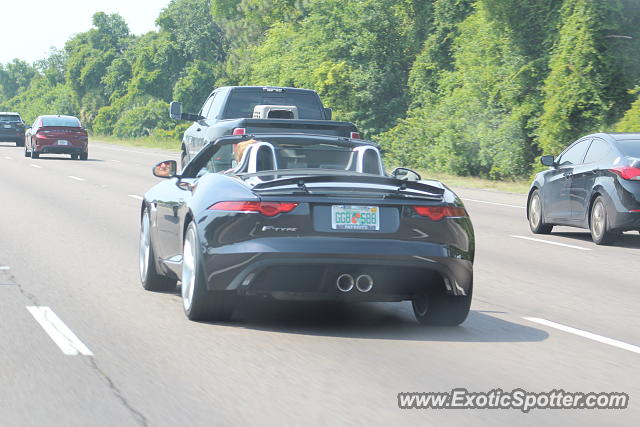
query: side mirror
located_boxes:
[392,167,421,181]
[153,160,178,178]
[169,101,183,120]
[540,155,556,167]
[324,107,332,121]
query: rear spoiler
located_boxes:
[251,174,445,197]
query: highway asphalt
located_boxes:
[0,141,638,426]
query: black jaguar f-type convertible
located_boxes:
[139,134,474,325]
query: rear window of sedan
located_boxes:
[616,140,640,158]
[41,116,81,127]
[0,114,21,122]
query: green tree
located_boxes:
[537,0,609,155]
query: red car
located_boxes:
[25,115,89,160]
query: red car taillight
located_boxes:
[413,206,467,221]
[208,201,299,217]
[232,128,246,136]
[609,166,640,181]
[350,131,361,139]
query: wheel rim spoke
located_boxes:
[182,230,197,310]
[139,213,150,281]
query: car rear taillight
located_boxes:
[350,131,361,139]
[208,201,299,217]
[232,128,246,136]
[609,166,640,181]
[413,206,467,221]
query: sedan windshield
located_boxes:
[41,116,81,127]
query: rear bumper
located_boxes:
[199,234,473,301]
[609,210,640,231]
[0,132,23,142]
[38,145,86,155]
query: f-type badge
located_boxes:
[262,226,298,232]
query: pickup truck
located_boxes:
[169,86,359,168]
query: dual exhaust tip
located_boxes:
[336,274,374,293]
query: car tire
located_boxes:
[412,281,472,326]
[80,152,88,160]
[139,209,177,292]
[24,146,30,157]
[32,150,39,159]
[71,154,79,160]
[590,196,618,245]
[16,140,24,147]
[182,222,235,322]
[528,189,553,234]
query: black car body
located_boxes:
[172,86,358,167]
[139,134,474,325]
[528,133,640,244]
[0,112,26,146]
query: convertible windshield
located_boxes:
[189,138,381,177]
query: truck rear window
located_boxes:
[41,117,81,127]
[0,115,21,122]
[223,90,324,120]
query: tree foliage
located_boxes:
[2,0,640,178]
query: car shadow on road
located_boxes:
[213,299,549,343]
[34,156,104,162]
[552,230,640,249]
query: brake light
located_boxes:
[413,206,467,220]
[232,128,246,136]
[609,166,640,181]
[208,201,299,217]
[350,131,361,139]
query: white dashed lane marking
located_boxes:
[67,176,85,182]
[128,195,144,201]
[524,317,640,355]
[30,164,42,169]
[26,306,93,356]
[510,235,591,251]
[461,198,525,209]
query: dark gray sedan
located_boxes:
[528,133,640,244]
[0,112,26,146]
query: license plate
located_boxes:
[331,205,380,231]
[3,125,10,128]
[58,140,69,145]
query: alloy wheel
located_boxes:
[591,201,605,240]
[529,193,542,229]
[181,228,197,311]
[139,212,151,283]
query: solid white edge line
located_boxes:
[461,198,525,209]
[67,175,85,181]
[128,195,144,200]
[30,164,42,169]
[523,317,640,355]
[26,306,93,356]
[510,235,591,251]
